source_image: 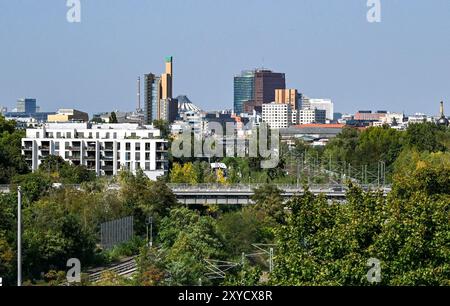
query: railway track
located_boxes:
[88,256,138,283]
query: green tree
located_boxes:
[11,172,52,203]
[404,122,447,152]
[22,206,97,280]
[90,117,105,124]
[109,112,118,123]
[0,115,29,183]
[192,161,211,184]
[134,246,167,286]
[355,126,403,167]
[392,149,450,198]
[119,170,178,235]
[223,263,262,286]
[169,162,198,184]
[158,207,223,285]
[0,231,14,285]
[217,208,268,257]
[270,152,449,285]
[39,155,95,184]
[153,119,171,139]
[251,184,284,224]
[322,126,360,165]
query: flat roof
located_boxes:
[291,124,345,129]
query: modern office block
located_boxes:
[47,109,89,122]
[299,108,326,125]
[275,89,301,110]
[262,102,292,129]
[309,99,334,121]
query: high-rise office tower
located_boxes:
[234,70,255,115]
[275,89,300,110]
[16,98,37,113]
[144,73,160,124]
[254,69,285,106]
[137,77,141,112]
[144,57,177,124]
[161,56,173,100]
[234,69,285,114]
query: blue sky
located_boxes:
[0,0,449,115]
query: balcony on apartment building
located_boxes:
[86,142,97,151]
[22,141,33,151]
[156,152,168,162]
[38,142,51,151]
[68,142,82,151]
[85,153,96,161]
[102,142,114,151]
[156,142,168,152]
[68,153,81,161]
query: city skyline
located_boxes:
[1,1,450,115]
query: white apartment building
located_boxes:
[299,108,327,125]
[21,123,169,180]
[300,95,310,109]
[380,112,404,125]
[372,112,406,128]
[291,110,299,125]
[262,102,292,129]
[309,99,334,121]
[407,113,432,125]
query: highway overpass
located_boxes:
[0,183,391,205]
[167,184,391,205]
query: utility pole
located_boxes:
[269,248,273,273]
[17,186,22,287]
[146,216,153,248]
[150,217,153,248]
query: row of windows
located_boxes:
[124,152,152,161]
[123,162,153,171]
[39,142,164,151]
[49,151,156,162]
[37,131,156,139]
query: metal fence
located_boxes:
[100,216,134,250]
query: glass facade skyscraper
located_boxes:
[144,73,160,124]
[233,70,255,115]
[144,57,176,124]
[16,98,37,113]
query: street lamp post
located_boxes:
[17,186,22,287]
